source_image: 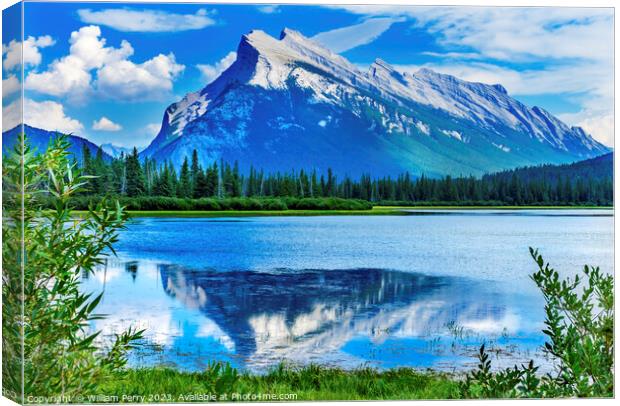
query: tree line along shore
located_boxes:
[67,145,613,211]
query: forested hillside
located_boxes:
[69,145,612,208]
[484,153,612,184]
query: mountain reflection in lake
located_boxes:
[84,260,545,372]
[81,212,612,373]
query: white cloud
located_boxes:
[25,55,91,98]
[69,25,134,70]
[2,98,21,132]
[2,35,55,71]
[197,51,236,84]
[559,112,614,148]
[3,98,84,133]
[410,7,613,63]
[145,122,161,136]
[2,74,20,97]
[25,25,131,97]
[395,61,611,99]
[25,25,184,101]
[257,5,280,14]
[334,6,613,146]
[93,116,122,131]
[331,6,613,62]
[312,17,404,53]
[420,51,482,60]
[393,61,613,146]
[77,8,216,32]
[96,53,184,100]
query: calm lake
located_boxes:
[82,209,613,373]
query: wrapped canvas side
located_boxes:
[2,1,25,404]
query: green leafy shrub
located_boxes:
[49,195,372,212]
[202,361,240,395]
[193,198,223,210]
[461,248,613,398]
[2,135,143,402]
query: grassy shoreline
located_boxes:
[118,205,612,218]
[67,205,613,218]
[96,365,461,402]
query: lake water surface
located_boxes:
[82,210,613,373]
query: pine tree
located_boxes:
[125,147,146,197]
[178,157,192,198]
[194,168,209,198]
[232,161,242,197]
[190,149,200,196]
[91,147,107,194]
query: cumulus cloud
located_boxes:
[313,17,404,53]
[96,53,184,100]
[2,74,20,97]
[93,116,122,131]
[559,112,614,148]
[3,98,84,133]
[2,35,55,71]
[25,25,184,101]
[197,51,236,84]
[335,6,613,146]
[25,25,132,97]
[77,8,216,32]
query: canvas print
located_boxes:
[1,1,614,403]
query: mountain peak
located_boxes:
[368,58,407,85]
[279,27,304,40]
[370,58,395,71]
[238,29,280,56]
[492,83,508,94]
[142,27,609,172]
[415,67,439,77]
[414,68,463,84]
[414,67,508,96]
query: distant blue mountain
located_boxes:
[100,143,134,158]
[141,28,610,177]
[2,124,111,163]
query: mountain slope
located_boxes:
[141,28,609,177]
[2,124,111,163]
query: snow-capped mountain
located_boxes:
[100,143,134,158]
[141,28,609,177]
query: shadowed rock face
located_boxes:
[140,28,609,176]
[159,266,513,368]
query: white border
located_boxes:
[0,1,617,406]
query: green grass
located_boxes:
[67,205,612,218]
[96,364,461,402]
[124,209,382,217]
[381,205,612,210]
[117,205,611,218]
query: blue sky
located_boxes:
[2,2,614,147]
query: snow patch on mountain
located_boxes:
[416,121,430,135]
[440,129,464,142]
[141,27,609,175]
[493,143,511,153]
